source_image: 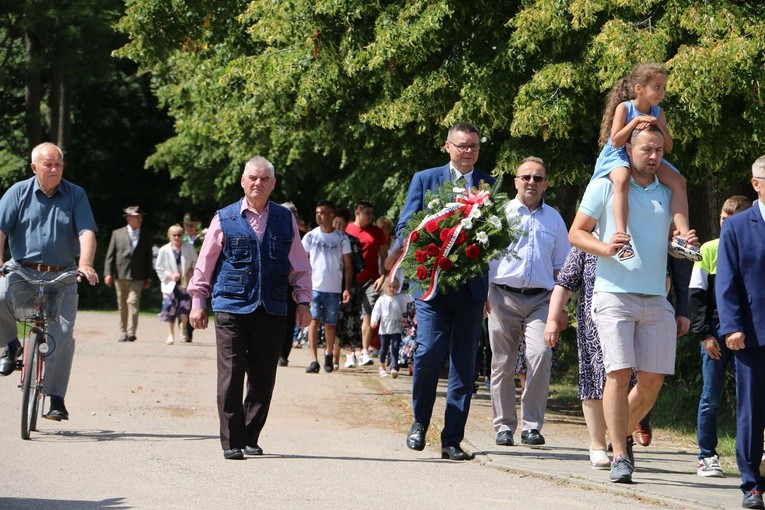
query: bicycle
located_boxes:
[2,262,81,440]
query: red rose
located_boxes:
[416,266,429,280]
[425,221,440,233]
[465,244,481,259]
[439,228,451,242]
[425,243,440,257]
[438,257,454,270]
[415,250,427,263]
[410,230,420,242]
[455,231,467,245]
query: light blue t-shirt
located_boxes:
[578,176,672,295]
[0,177,97,267]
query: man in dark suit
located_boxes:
[104,206,153,342]
[396,122,495,461]
[716,155,765,509]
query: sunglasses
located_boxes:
[515,175,546,183]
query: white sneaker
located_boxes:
[165,335,174,345]
[360,352,373,366]
[589,449,611,470]
[697,455,724,477]
[390,369,398,378]
[379,367,388,377]
[344,353,357,368]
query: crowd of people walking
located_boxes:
[0,62,763,508]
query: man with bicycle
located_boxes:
[0,142,99,421]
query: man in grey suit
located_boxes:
[104,206,153,342]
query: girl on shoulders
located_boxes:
[594,63,700,262]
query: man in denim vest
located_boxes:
[188,156,312,460]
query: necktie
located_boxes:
[456,175,467,189]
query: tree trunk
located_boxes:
[49,41,71,151]
[688,180,756,243]
[24,31,42,148]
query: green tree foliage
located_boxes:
[116,0,765,222]
[0,2,178,309]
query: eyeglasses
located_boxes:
[448,141,480,153]
[754,176,765,180]
[515,175,546,183]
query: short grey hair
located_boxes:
[31,142,64,163]
[752,155,765,177]
[243,156,275,178]
[519,156,546,174]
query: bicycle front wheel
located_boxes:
[21,333,42,440]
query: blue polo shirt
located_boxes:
[0,176,97,267]
[578,176,671,296]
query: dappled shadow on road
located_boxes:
[0,497,130,509]
[28,429,217,443]
[250,453,467,464]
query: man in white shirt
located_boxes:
[487,157,570,448]
[302,200,352,373]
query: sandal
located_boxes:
[669,236,702,262]
[617,241,635,261]
[589,448,611,470]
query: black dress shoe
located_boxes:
[521,429,545,445]
[223,448,244,460]
[441,444,475,461]
[244,445,263,456]
[743,490,764,509]
[43,395,69,421]
[406,422,427,451]
[496,430,514,446]
[0,341,21,376]
[127,335,137,342]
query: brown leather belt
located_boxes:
[20,261,67,272]
[495,284,547,296]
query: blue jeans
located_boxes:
[309,291,341,325]
[380,333,402,370]
[697,331,735,459]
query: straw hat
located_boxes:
[122,205,145,217]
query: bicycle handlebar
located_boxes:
[1,263,83,285]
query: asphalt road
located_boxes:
[0,311,744,509]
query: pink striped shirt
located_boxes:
[188,199,312,310]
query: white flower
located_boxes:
[460,218,473,230]
[452,187,465,194]
[483,198,493,207]
[476,231,489,245]
[427,199,441,210]
[468,207,481,219]
[488,215,502,228]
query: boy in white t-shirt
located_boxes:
[302,200,352,373]
[371,278,413,378]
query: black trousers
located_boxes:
[215,308,286,450]
[280,292,297,361]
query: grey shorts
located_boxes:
[591,292,677,375]
[358,279,380,317]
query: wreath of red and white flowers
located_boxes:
[391,178,518,300]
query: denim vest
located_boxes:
[211,201,293,315]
